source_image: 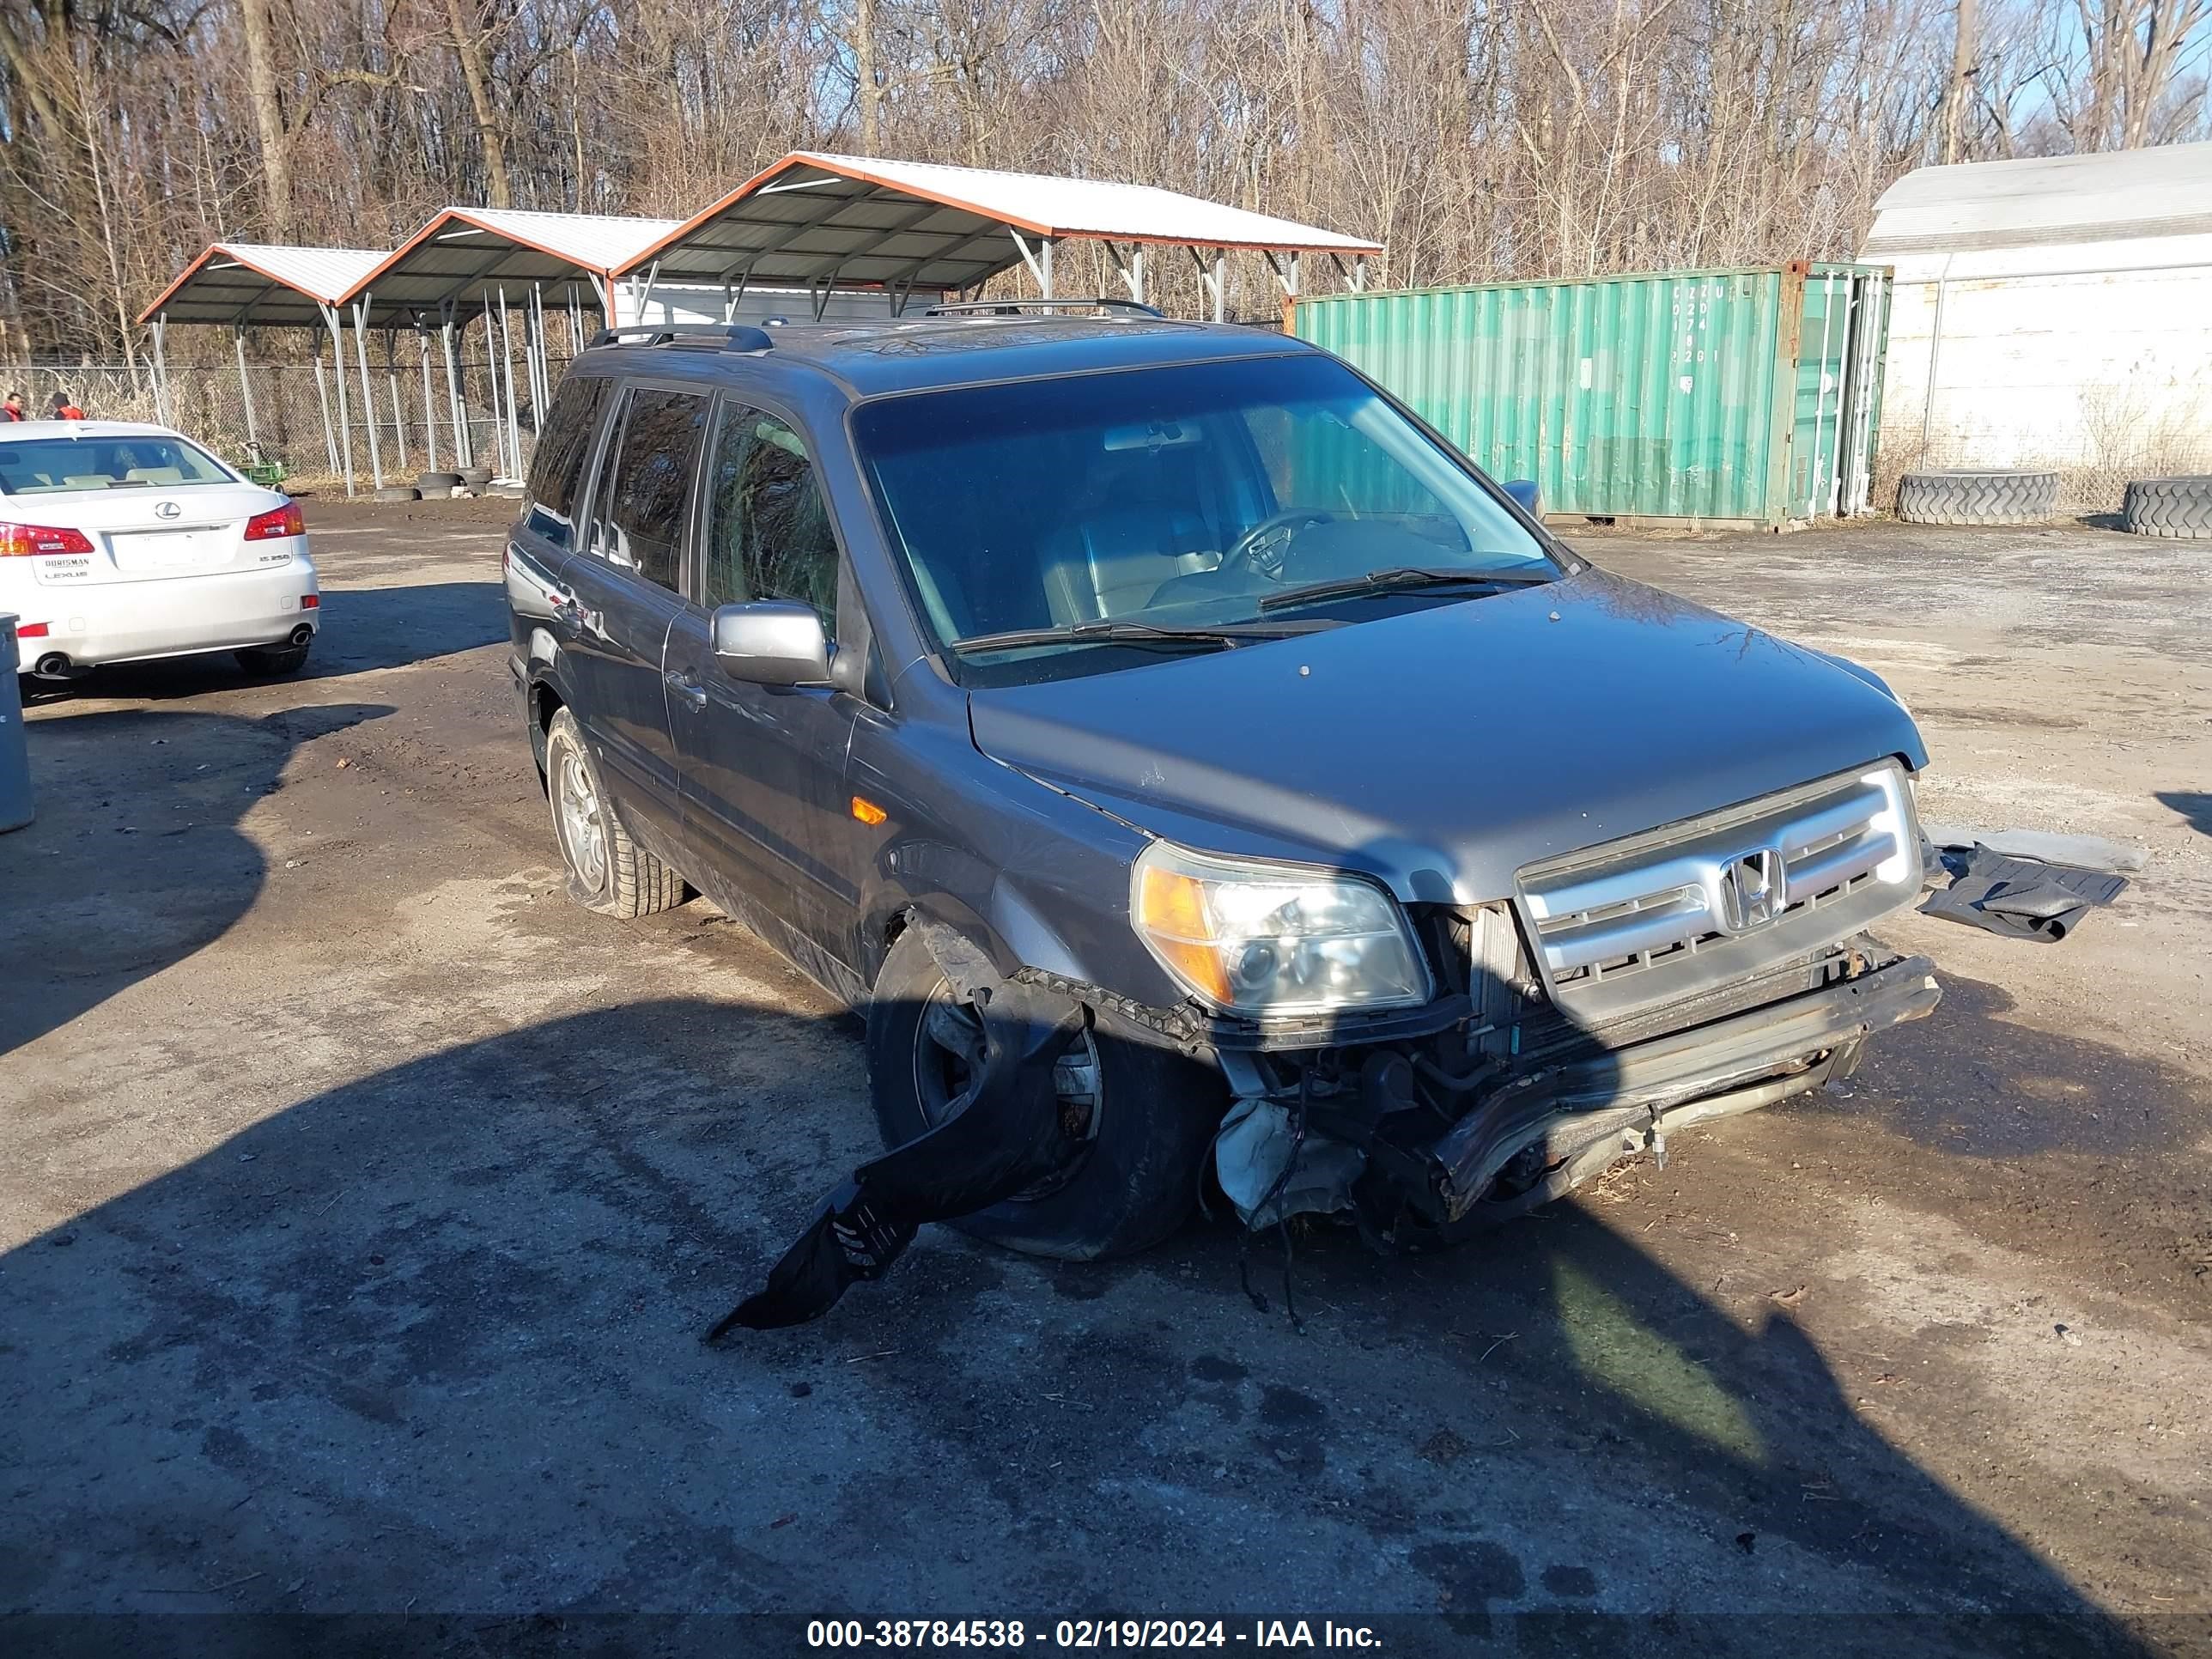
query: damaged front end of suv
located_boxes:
[1142,761,1939,1248]
[722,752,1938,1332]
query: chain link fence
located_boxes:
[3,350,568,494]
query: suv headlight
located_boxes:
[1131,841,1431,1016]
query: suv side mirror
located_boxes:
[710,600,830,687]
[1502,478,1540,516]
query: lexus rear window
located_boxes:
[0,435,234,495]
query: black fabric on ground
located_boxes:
[706,979,1089,1335]
[1920,844,2128,944]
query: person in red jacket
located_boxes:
[1,392,25,422]
[49,392,85,421]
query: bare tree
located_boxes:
[1942,0,1978,162]
[3,0,2209,359]
[2063,0,2212,149]
[239,0,294,234]
[445,0,514,205]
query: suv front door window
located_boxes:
[702,410,841,632]
[665,398,863,974]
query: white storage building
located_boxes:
[1861,142,2212,509]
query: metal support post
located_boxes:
[420,334,439,474]
[389,364,409,476]
[150,317,172,427]
[311,350,340,482]
[320,304,356,496]
[349,298,383,488]
[482,299,504,477]
[440,306,470,469]
[497,289,522,480]
[233,326,259,447]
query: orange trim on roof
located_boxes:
[614,152,1382,279]
[137,243,349,325]
[336,209,637,307]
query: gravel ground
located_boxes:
[1,499,2206,1656]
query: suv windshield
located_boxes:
[853,354,1557,681]
[0,434,234,495]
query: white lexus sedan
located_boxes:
[1,420,319,683]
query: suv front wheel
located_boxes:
[544,707,688,918]
[865,928,1222,1260]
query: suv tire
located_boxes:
[2122,476,2212,538]
[866,927,1223,1260]
[1895,467,2058,526]
[544,707,688,917]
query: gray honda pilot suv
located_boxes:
[505,304,1940,1328]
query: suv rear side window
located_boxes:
[701,405,838,637]
[523,376,611,548]
[584,386,708,590]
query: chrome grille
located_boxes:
[1516,764,1919,1024]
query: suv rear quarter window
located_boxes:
[584,386,708,590]
[523,376,611,548]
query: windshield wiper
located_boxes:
[951,619,1320,655]
[1256,564,1554,613]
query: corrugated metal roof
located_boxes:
[337,207,683,315]
[1863,143,2212,271]
[139,243,389,326]
[621,151,1383,292]
[417,208,682,276]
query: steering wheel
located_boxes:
[1219,508,1339,580]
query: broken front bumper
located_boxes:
[1423,951,1940,1222]
[1221,950,1942,1237]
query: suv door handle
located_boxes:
[665,670,708,710]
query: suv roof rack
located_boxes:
[586,323,775,353]
[921,298,1165,319]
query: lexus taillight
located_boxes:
[244,501,305,541]
[0,522,94,558]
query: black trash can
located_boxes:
[0,616,34,833]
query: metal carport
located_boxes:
[137,243,392,493]
[617,151,1385,321]
[335,209,681,490]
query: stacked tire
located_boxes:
[1896,468,2059,526]
[2121,477,2212,538]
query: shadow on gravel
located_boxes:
[0,993,2156,1656]
[16,580,501,705]
[2158,790,2212,840]
[0,702,389,1057]
[1808,970,2212,1158]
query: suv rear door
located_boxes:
[561,381,710,857]
[663,396,861,975]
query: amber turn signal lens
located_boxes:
[1135,866,1229,1002]
[850,795,888,826]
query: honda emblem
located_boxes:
[1722,848,1782,932]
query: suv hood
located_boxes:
[965,570,1926,903]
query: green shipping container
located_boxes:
[1291,262,1892,529]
